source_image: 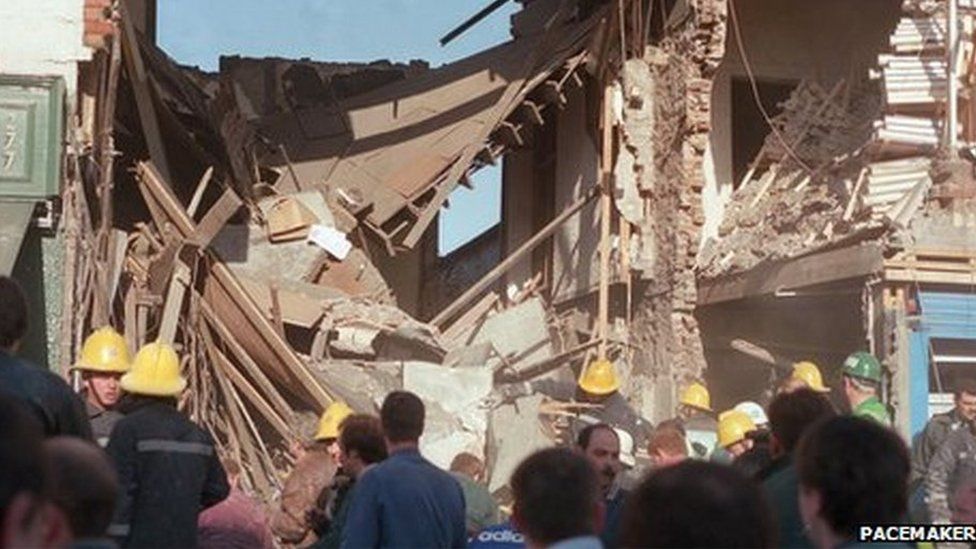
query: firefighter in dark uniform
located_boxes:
[71,327,130,446]
[106,342,229,547]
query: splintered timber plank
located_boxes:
[189,188,242,248]
[201,324,294,441]
[157,260,191,344]
[198,297,296,423]
[120,4,171,183]
[135,161,333,409]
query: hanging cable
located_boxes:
[727,0,814,175]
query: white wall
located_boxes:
[701,0,901,245]
[0,0,89,101]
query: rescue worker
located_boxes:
[734,401,769,430]
[272,401,352,545]
[577,423,628,548]
[106,342,229,547]
[909,379,976,522]
[841,352,891,426]
[731,402,772,479]
[716,409,756,459]
[0,276,91,440]
[677,382,718,459]
[494,358,652,449]
[311,414,387,549]
[926,415,976,524]
[70,327,131,446]
[788,361,831,394]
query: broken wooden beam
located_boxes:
[432,186,599,327]
[135,161,334,409]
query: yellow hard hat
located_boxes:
[792,361,830,393]
[578,359,620,396]
[315,401,354,441]
[72,327,131,373]
[679,382,712,412]
[717,409,757,448]
[121,342,186,397]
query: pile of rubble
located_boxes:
[698,79,883,276]
[700,0,976,278]
[61,1,637,502]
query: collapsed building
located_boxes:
[0,0,973,497]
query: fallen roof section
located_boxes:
[254,5,605,250]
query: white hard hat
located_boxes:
[614,428,636,468]
[734,401,768,427]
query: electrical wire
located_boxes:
[727,0,815,175]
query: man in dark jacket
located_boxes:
[312,414,387,549]
[926,419,976,524]
[106,342,228,547]
[910,380,976,519]
[0,276,91,440]
[340,391,466,548]
[761,389,835,549]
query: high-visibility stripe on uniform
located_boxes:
[107,523,130,536]
[136,439,213,456]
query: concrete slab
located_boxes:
[487,394,549,493]
[470,297,553,373]
[403,361,493,469]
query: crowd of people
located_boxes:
[2,270,976,549]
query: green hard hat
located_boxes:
[842,352,883,383]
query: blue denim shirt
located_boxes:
[340,447,467,549]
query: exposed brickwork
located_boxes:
[629,0,727,420]
[84,0,114,50]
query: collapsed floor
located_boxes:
[55,0,735,499]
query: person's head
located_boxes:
[790,361,831,393]
[510,448,602,549]
[0,394,69,548]
[338,414,387,479]
[44,437,118,540]
[841,374,877,407]
[0,276,28,353]
[840,352,882,407]
[678,382,712,419]
[796,416,909,547]
[73,327,131,409]
[81,372,124,409]
[647,427,688,468]
[315,401,354,462]
[767,388,836,458]
[576,423,621,494]
[656,418,686,436]
[620,460,774,548]
[120,342,186,399]
[380,391,425,448]
[955,379,976,422]
[734,401,768,429]
[450,452,486,483]
[717,410,756,458]
[777,377,809,395]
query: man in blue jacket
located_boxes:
[340,391,466,548]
